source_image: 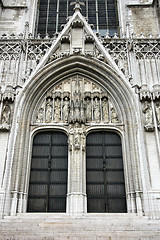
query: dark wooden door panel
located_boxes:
[27,131,68,212]
[86,131,127,213]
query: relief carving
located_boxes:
[68,123,86,150]
[33,75,121,125]
[142,101,154,132]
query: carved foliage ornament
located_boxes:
[34,75,120,125]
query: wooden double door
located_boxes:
[27,130,127,213]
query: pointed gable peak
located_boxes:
[27,6,125,85]
[70,0,85,13]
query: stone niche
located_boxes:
[33,75,121,125]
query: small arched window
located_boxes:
[35,0,119,37]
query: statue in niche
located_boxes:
[85,98,92,122]
[45,98,53,122]
[93,97,100,121]
[102,98,109,122]
[54,98,61,122]
[142,101,153,125]
[1,104,11,125]
[36,108,44,123]
[74,99,81,120]
[142,101,154,131]
[63,97,70,122]
[155,103,160,125]
[111,107,119,123]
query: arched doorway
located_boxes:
[86,131,127,213]
[27,131,68,212]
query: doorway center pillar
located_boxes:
[67,123,87,214]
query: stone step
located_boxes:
[0,214,160,240]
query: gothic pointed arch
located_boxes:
[5,55,143,216]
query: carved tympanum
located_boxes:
[33,75,120,124]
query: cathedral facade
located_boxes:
[0,0,160,235]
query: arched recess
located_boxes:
[3,56,144,216]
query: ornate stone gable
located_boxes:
[33,75,120,126]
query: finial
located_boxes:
[70,0,85,12]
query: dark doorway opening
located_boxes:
[86,131,127,213]
[27,131,68,212]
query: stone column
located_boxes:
[67,123,87,215]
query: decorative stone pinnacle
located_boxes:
[70,0,85,12]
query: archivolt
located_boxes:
[7,55,142,214]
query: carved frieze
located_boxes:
[34,75,120,125]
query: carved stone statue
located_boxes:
[54,98,61,122]
[93,97,100,121]
[102,98,109,122]
[142,101,153,125]
[63,97,69,122]
[85,98,92,122]
[36,108,44,123]
[1,104,11,125]
[74,123,81,150]
[111,107,119,123]
[142,101,154,131]
[155,103,160,125]
[45,98,53,122]
[74,99,81,121]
